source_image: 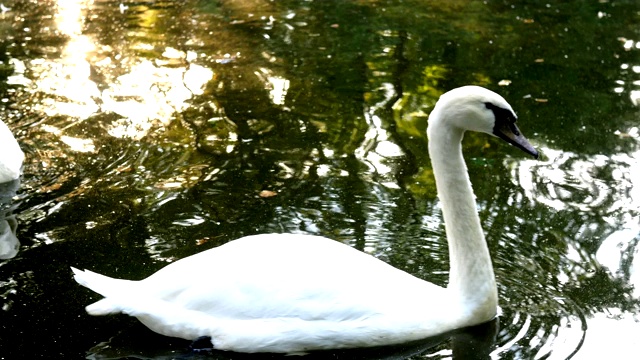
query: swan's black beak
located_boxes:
[493,120,539,159]
[485,102,538,159]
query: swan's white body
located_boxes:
[72,86,538,354]
[0,120,23,183]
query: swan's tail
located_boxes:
[71,267,138,315]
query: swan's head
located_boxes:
[429,86,538,158]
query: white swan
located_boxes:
[72,86,538,354]
[0,120,24,183]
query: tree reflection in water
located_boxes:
[0,0,639,358]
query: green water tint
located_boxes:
[1,0,639,358]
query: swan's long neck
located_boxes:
[428,121,497,322]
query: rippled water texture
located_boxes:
[1,1,639,359]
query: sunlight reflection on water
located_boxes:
[2,0,640,358]
[20,1,215,143]
[512,126,640,358]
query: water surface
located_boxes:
[1,1,639,359]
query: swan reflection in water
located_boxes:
[0,119,23,260]
[85,318,499,360]
[0,179,20,260]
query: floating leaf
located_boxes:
[259,190,277,198]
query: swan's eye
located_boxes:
[484,102,519,134]
[508,122,520,136]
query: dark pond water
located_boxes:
[1,0,640,359]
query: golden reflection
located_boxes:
[6,59,30,86]
[26,1,215,142]
[59,136,96,153]
[55,0,85,36]
[255,68,290,106]
[31,0,100,120]
[102,60,213,139]
[268,76,290,106]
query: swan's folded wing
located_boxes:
[137,234,450,323]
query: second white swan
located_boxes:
[72,85,538,354]
[0,120,23,183]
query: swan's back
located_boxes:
[144,234,443,319]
